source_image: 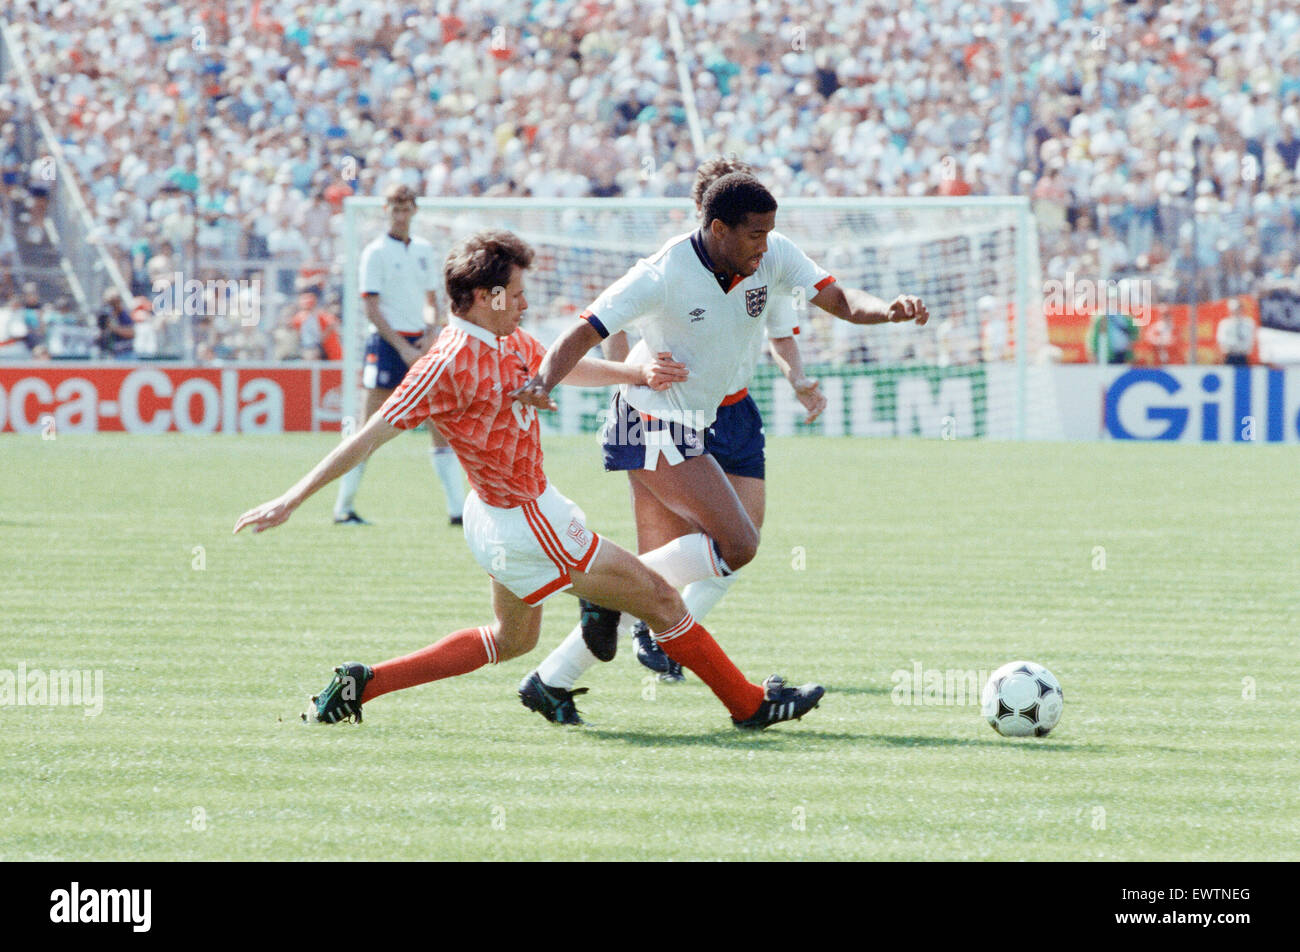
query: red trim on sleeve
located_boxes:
[792,326,801,335]
[580,311,610,339]
[814,276,837,291]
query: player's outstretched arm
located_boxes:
[510,319,603,409]
[811,284,929,327]
[536,319,603,389]
[233,414,400,534]
[768,335,826,424]
[510,352,686,409]
[560,352,688,391]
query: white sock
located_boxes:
[430,446,466,518]
[682,573,737,622]
[536,615,633,689]
[639,532,728,588]
[333,462,365,518]
[537,624,596,689]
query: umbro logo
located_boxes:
[689,308,706,322]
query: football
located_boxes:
[981,661,1064,737]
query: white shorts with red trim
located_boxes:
[462,482,603,605]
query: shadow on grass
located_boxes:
[865,733,1095,752]
[586,728,1101,753]
[584,728,867,750]
[824,684,894,696]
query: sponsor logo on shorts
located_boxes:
[566,519,588,547]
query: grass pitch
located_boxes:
[2,433,1298,861]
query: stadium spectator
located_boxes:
[1278,119,1300,176]
[1145,313,1175,366]
[96,289,134,359]
[1087,311,1138,365]
[287,291,342,360]
[0,123,22,199]
[44,295,77,329]
[1216,298,1256,366]
[0,294,24,356]
[131,296,161,359]
[20,157,50,243]
[978,296,1010,363]
[17,281,43,351]
[936,317,980,367]
[0,215,17,276]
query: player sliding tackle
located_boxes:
[512,173,928,718]
[234,229,825,730]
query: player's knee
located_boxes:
[493,622,538,662]
[717,525,759,570]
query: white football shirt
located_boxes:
[725,292,802,395]
[620,299,799,397]
[359,233,440,334]
[585,229,833,428]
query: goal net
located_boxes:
[341,197,1060,440]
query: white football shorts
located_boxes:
[462,482,604,605]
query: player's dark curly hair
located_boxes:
[700,173,778,229]
[444,229,534,314]
[692,155,754,210]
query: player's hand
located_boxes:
[888,295,929,327]
[233,494,298,535]
[792,376,827,424]
[642,351,688,391]
[509,375,558,411]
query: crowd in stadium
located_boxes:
[1,0,1299,363]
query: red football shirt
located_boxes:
[380,316,547,508]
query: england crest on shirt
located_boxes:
[745,286,768,318]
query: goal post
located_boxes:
[340,196,1058,440]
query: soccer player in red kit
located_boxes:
[234,229,824,730]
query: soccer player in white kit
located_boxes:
[511,173,927,706]
[535,158,829,689]
[234,229,826,730]
[332,183,468,527]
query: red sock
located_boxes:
[654,615,763,721]
[363,627,499,701]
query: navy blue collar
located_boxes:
[690,229,742,293]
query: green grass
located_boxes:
[2,433,1298,860]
